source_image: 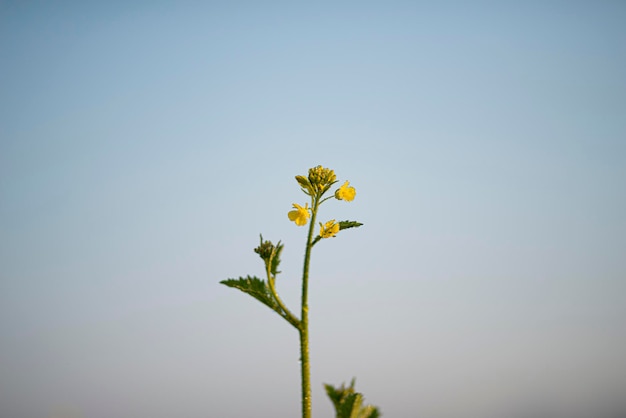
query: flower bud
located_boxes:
[295,175,312,195]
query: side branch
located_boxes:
[267,274,301,329]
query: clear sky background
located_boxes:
[1,1,625,417]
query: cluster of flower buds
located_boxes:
[308,165,337,194]
[296,165,337,196]
[254,237,275,261]
[254,235,283,276]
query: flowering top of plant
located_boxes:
[290,165,362,243]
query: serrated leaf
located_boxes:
[220,275,300,328]
[220,275,279,312]
[270,241,283,276]
[324,382,347,411]
[339,393,361,418]
[361,406,381,418]
[338,220,363,231]
[324,379,381,418]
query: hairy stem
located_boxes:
[300,195,319,418]
[267,271,300,329]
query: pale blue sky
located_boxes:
[1,2,625,417]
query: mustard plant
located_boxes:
[220,165,380,418]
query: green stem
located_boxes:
[300,194,319,418]
[267,271,300,329]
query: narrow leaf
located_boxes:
[270,241,283,276]
[338,220,363,231]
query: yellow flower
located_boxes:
[288,203,310,226]
[335,181,356,201]
[319,220,340,238]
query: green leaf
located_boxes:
[361,406,381,418]
[270,241,283,277]
[220,275,300,328]
[340,393,361,418]
[324,379,381,418]
[220,275,279,313]
[338,220,363,231]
